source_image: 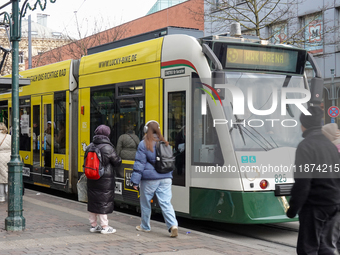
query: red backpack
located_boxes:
[83,144,104,180]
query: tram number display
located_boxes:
[274,174,287,183]
[225,45,301,74]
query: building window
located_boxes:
[302,13,323,54]
[336,8,340,52]
[19,51,24,64]
[270,22,288,44]
[52,32,62,38]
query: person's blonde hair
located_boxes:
[0,123,8,134]
[144,121,168,152]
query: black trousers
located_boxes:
[297,204,340,255]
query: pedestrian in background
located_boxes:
[131,120,178,237]
[0,123,11,202]
[87,124,121,234]
[287,106,340,254]
[322,123,340,153]
[44,121,52,167]
[116,124,140,160]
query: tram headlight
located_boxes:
[245,167,260,181]
[259,179,268,189]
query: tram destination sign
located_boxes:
[224,44,306,74]
[165,68,185,76]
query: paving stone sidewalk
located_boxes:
[0,189,294,255]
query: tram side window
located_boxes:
[117,82,144,152]
[116,97,144,160]
[192,74,223,165]
[89,82,144,161]
[19,97,31,151]
[54,92,66,154]
[90,86,116,144]
[168,91,186,187]
[0,101,9,129]
[32,105,40,163]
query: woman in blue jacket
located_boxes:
[131,120,178,237]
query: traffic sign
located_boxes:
[328,106,340,118]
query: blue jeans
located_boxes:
[139,178,178,231]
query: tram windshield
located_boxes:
[222,72,307,151]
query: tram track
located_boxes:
[189,220,298,249]
[264,222,299,232]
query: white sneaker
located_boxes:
[89,225,103,233]
[0,197,5,202]
[136,225,150,232]
[170,226,178,237]
[101,226,116,234]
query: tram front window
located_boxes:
[222,72,307,151]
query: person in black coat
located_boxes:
[87,125,121,234]
[286,106,340,254]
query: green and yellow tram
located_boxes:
[0,32,322,223]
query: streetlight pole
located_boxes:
[5,0,25,231]
[0,0,56,232]
[331,69,336,106]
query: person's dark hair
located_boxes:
[144,121,168,152]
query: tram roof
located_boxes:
[87,26,203,55]
[0,77,30,92]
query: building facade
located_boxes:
[0,14,71,75]
[204,0,340,124]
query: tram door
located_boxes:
[32,95,54,174]
[164,77,190,214]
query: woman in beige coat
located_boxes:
[0,122,11,202]
[322,123,340,153]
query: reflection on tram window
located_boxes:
[116,124,140,160]
[19,97,31,151]
[0,101,9,129]
[44,104,52,168]
[90,87,116,144]
[168,91,186,187]
[223,73,305,151]
[90,84,144,149]
[54,92,66,154]
[192,75,223,165]
[117,98,144,159]
[118,84,143,96]
[117,97,144,144]
[33,105,40,167]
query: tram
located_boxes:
[0,31,322,224]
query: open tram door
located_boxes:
[164,77,190,214]
[31,95,54,182]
